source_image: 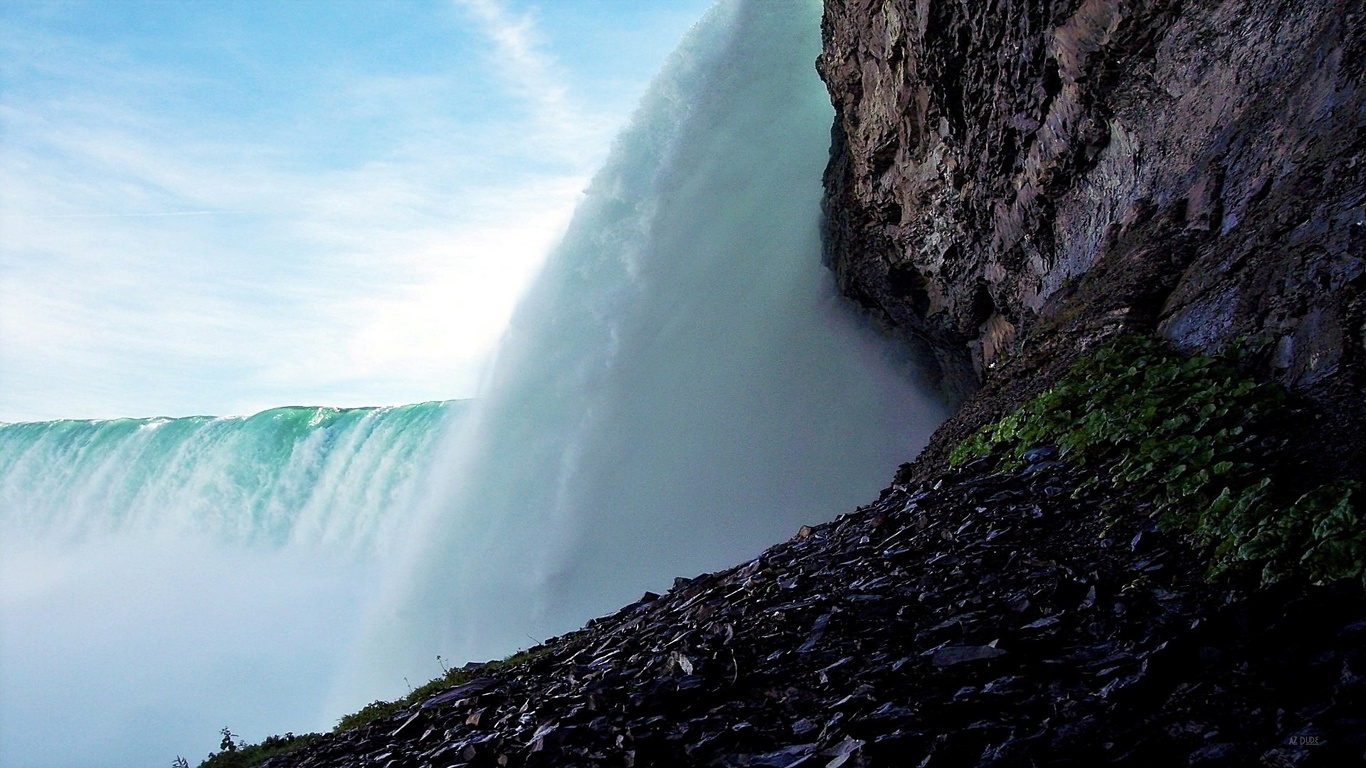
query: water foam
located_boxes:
[336,0,947,709]
[0,1,949,762]
[0,402,462,554]
[0,402,463,766]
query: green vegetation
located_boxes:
[950,334,1363,588]
[331,698,410,734]
[334,647,553,733]
[195,729,321,768]
[330,662,478,734]
[190,647,555,768]
[333,645,551,727]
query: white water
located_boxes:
[335,0,946,708]
[0,1,948,765]
[0,403,459,553]
[0,404,463,767]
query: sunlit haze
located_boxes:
[0,0,713,422]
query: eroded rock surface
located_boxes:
[818,0,1365,436]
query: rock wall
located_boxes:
[817,0,1365,439]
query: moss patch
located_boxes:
[950,334,1363,588]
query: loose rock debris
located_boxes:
[266,453,1366,767]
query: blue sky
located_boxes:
[0,0,714,422]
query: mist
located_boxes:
[0,404,462,765]
[336,0,946,710]
[0,1,948,765]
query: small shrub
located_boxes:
[332,699,408,734]
[197,731,320,768]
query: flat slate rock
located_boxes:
[262,455,1366,768]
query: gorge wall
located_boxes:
[818,0,1364,474]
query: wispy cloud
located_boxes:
[0,0,710,422]
[454,1,567,103]
[0,105,584,419]
[451,0,614,154]
[0,2,619,422]
[34,211,251,219]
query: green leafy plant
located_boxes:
[1227,481,1364,585]
[197,731,321,768]
[951,334,1363,588]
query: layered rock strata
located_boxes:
[818,0,1365,448]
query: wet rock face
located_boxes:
[817,0,1365,411]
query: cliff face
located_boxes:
[817,0,1364,433]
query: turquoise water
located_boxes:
[0,401,465,767]
[0,401,463,552]
[1,2,948,764]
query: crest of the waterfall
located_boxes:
[0,401,464,765]
[0,401,462,556]
[340,0,948,708]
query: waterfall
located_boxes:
[0,402,462,552]
[0,1,947,764]
[337,0,946,707]
[0,403,463,767]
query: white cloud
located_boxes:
[0,2,618,422]
[451,0,618,154]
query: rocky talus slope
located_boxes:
[263,452,1363,767]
